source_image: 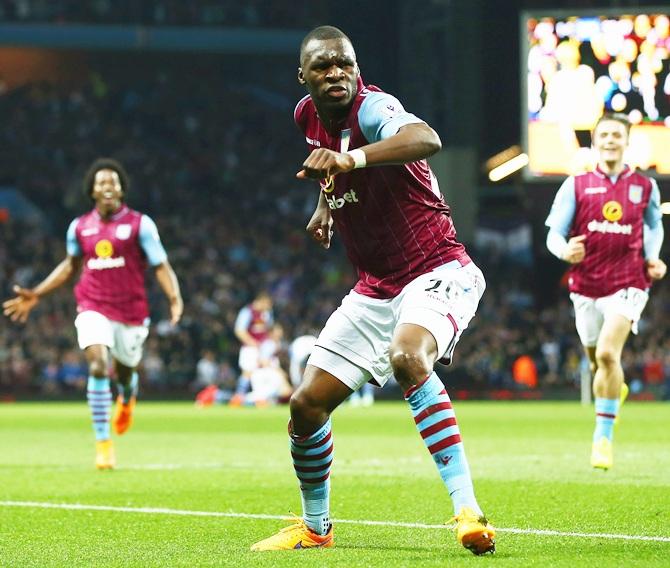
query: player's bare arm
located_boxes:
[296,123,441,180]
[562,235,586,264]
[306,191,333,249]
[154,260,183,325]
[646,258,667,280]
[3,255,82,322]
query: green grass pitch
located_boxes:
[0,400,668,567]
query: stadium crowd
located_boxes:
[1,64,669,399]
[0,0,325,27]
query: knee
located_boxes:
[88,358,107,378]
[595,347,619,369]
[289,388,320,421]
[389,348,431,386]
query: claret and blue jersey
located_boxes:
[294,79,470,299]
[66,205,168,325]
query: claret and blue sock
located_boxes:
[405,372,482,516]
[290,418,333,536]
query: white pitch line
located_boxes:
[1,501,668,543]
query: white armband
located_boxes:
[346,148,367,169]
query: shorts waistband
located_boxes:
[432,258,469,272]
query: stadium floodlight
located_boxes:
[488,151,529,182]
[484,145,523,172]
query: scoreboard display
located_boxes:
[522,9,670,179]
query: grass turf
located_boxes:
[0,400,668,567]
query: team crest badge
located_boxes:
[116,224,132,240]
[628,184,642,204]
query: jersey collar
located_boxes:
[594,164,632,182]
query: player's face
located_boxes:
[299,38,359,115]
[92,169,124,214]
[593,120,628,164]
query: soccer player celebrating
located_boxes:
[251,26,494,555]
[3,158,183,469]
[545,113,665,470]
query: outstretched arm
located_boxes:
[154,261,183,325]
[2,255,82,322]
[297,123,441,180]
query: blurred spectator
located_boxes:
[0,0,327,28]
[193,349,219,390]
[58,349,87,391]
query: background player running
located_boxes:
[3,158,183,469]
[545,113,665,470]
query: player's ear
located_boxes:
[298,67,305,85]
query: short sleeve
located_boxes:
[643,179,662,228]
[357,92,425,143]
[545,177,576,237]
[139,215,168,266]
[66,218,82,257]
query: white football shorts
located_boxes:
[308,259,485,391]
[238,345,260,373]
[570,287,649,347]
[250,367,286,401]
[74,310,149,367]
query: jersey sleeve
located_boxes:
[642,179,664,260]
[234,306,252,333]
[643,179,662,228]
[546,229,568,260]
[66,218,82,257]
[643,223,664,261]
[139,215,168,267]
[545,177,576,237]
[357,92,425,143]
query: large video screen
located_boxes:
[523,10,670,179]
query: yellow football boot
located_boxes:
[251,518,333,551]
[591,436,613,470]
[95,439,115,470]
[453,507,496,555]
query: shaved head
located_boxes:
[300,26,353,66]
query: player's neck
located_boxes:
[96,203,123,220]
[598,160,624,177]
[315,106,349,134]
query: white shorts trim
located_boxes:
[311,261,485,390]
[74,310,149,367]
[307,346,371,392]
[570,287,648,347]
